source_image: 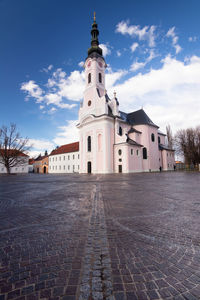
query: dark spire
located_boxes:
[88,12,103,57]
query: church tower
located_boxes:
[77,14,115,174]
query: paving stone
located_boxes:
[0,173,200,299]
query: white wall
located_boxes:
[0,157,29,174]
[49,151,80,173]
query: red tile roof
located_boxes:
[0,149,28,157]
[50,142,79,156]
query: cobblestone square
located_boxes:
[0,172,200,299]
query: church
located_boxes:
[49,16,175,174]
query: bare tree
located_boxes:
[166,124,173,148]
[175,126,200,165]
[0,124,31,174]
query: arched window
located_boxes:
[87,136,91,152]
[118,149,122,155]
[88,73,91,84]
[151,133,155,142]
[158,136,161,144]
[98,134,102,151]
[143,147,147,159]
[119,126,123,136]
[99,73,102,83]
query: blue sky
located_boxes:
[1,0,200,157]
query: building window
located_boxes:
[56,166,57,170]
[78,154,80,159]
[15,168,18,171]
[53,157,54,162]
[56,157,57,161]
[73,165,75,171]
[59,166,61,170]
[63,156,65,160]
[143,147,147,159]
[131,149,133,155]
[73,154,75,159]
[63,165,65,170]
[99,73,102,83]
[78,165,79,170]
[119,158,122,162]
[136,149,139,156]
[151,133,155,142]
[158,136,161,144]
[59,156,61,161]
[118,149,122,155]
[68,165,70,170]
[53,166,54,170]
[68,155,70,160]
[49,157,51,162]
[88,73,91,83]
[119,126,123,136]
[88,136,91,152]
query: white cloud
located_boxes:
[116,21,156,47]
[106,70,127,90]
[40,64,53,73]
[53,120,79,146]
[27,138,55,158]
[130,61,146,72]
[166,27,182,54]
[148,25,156,47]
[78,61,84,67]
[21,68,83,111]
[130,42,139,53]
[130,50,156,72]
[99,43,111,56]
[116,50,121,57]
[21,80,43,102]
[189,36,197,42]
[112,55,200,133]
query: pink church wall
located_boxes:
[127,146,143,172]
[134,125,160,172]
[162,150,175,171]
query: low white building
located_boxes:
[0,150,29,174]
[49,142,80,174]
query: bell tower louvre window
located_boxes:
[99,73,102,83]
[88,136,91,152]
[88,73,91,84]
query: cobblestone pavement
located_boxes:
[0,172,200,300]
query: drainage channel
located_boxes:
[78,184,113,300]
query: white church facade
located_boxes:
[49,17,175,174]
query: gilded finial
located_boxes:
[93,11,96,22]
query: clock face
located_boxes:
[98,62,103,68]
[87,61,91,68]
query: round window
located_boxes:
[88,100,92,106]
[118,149,122,155]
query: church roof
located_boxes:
[120,109,159,128]
[127,139,143,147]
[159,144,175,151]
[50,142,79,156]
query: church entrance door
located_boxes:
[44,166,46,174]
[118,165,122,173]
[87,161,92,174]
